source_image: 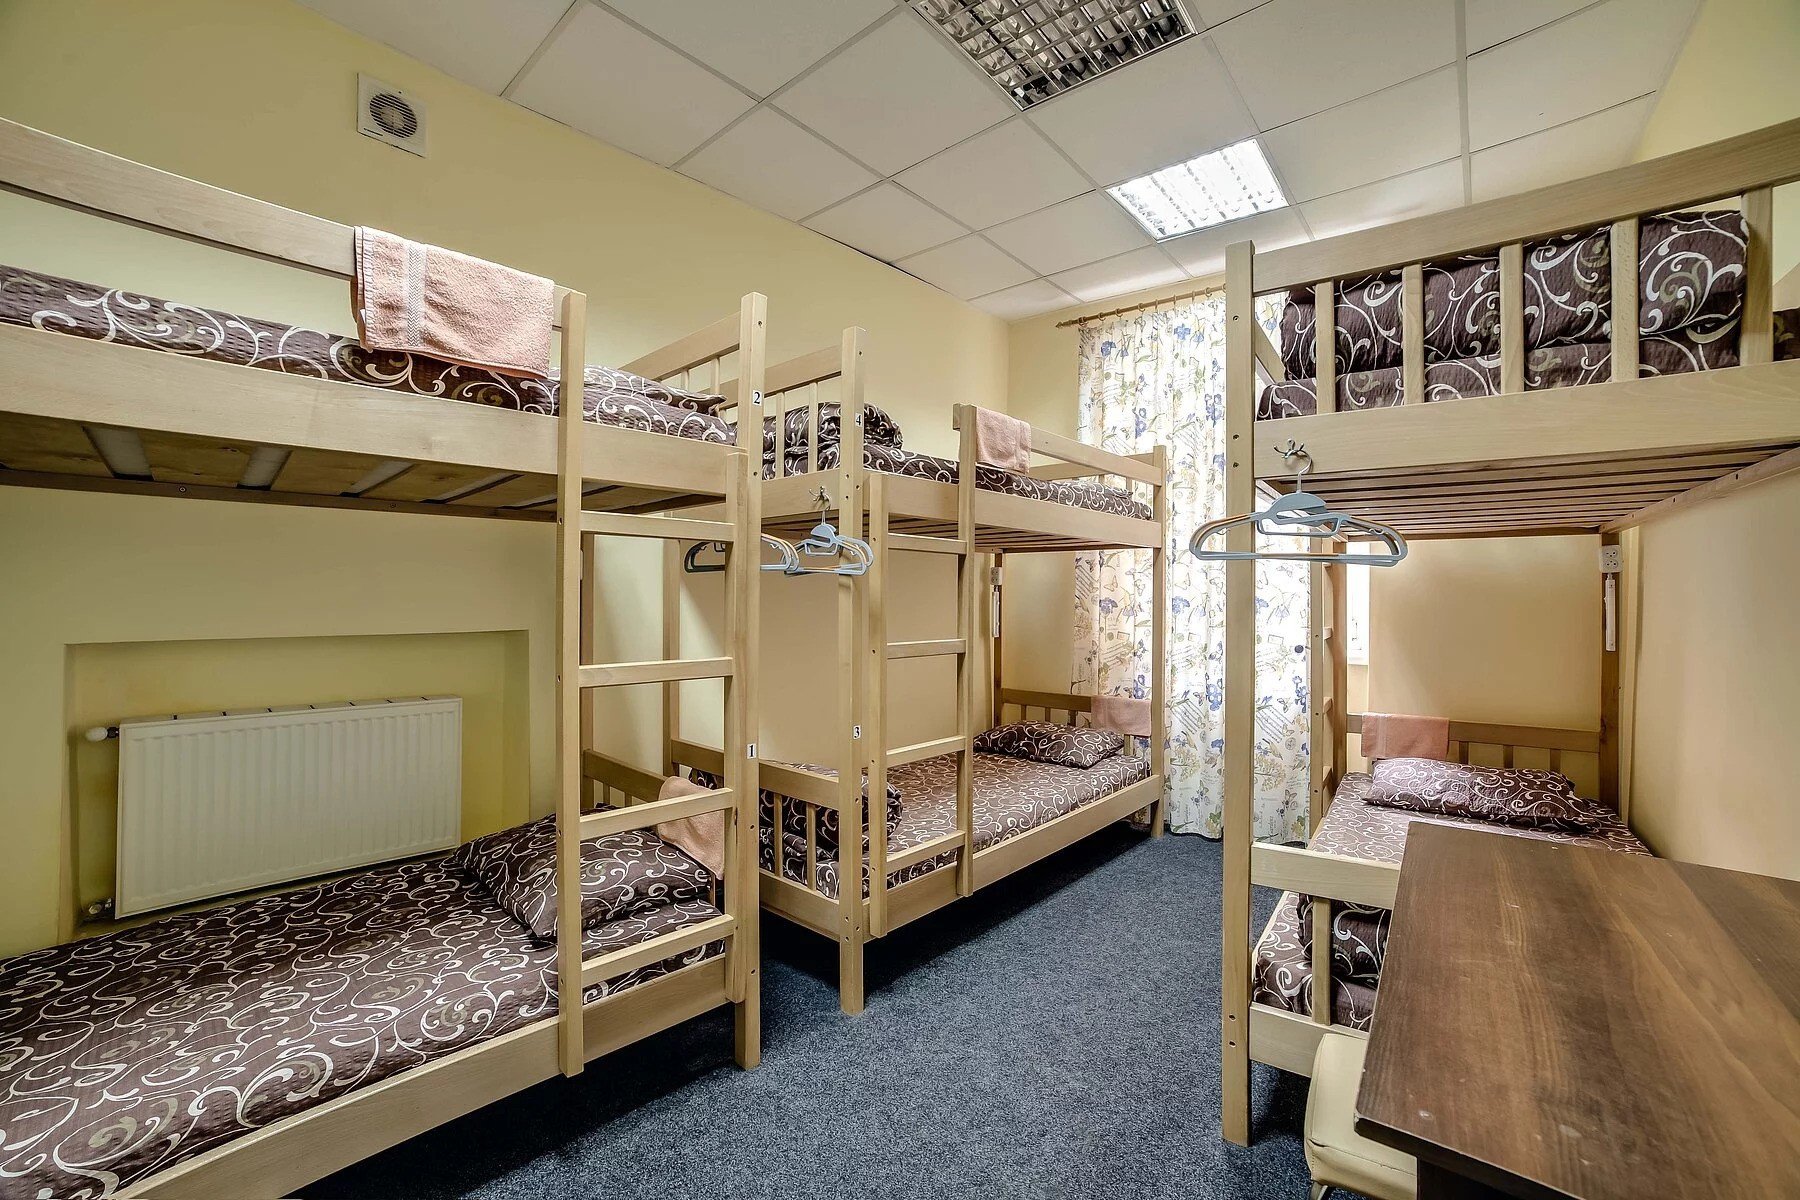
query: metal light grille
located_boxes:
[913,0,1193,110]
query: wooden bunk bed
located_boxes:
[651,330,1169,1013]
[0,118,765,1198]
[1218,118,1800,1144]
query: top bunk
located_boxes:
[0,118,762,520]
[1228,117,1800,541]
[739,330,1166,554]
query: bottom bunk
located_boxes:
[1251,771,1651,1038]
[0,817,735,1200]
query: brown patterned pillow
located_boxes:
[1366,757,1608,833]
[449,816,715,944]
[974,721,1125,769]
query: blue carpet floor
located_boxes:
[308,828,1323,1199]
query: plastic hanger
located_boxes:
[683,534,804,575]
[1189,441,1408,567]
[787,519,873,577]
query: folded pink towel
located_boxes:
[1091,695,1153,738]
[655,774,725,877]
[971,406,1031,472]
[1361,712,1450,762]
[353,227,553,380]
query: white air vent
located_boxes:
[357,74,427,156]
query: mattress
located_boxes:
[0,264,737,445]
[754,749,1152,900]
[0,852,724,1199]
[1259,210,1800,418]
[767,408,1153,522]
[1251,772,1650,1029]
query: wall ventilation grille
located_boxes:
[357,74,428,156]
[913,0,1193,111]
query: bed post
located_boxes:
[1149,445,1169,835]
[554,290,590,1077]
[724,445,762,1067]
[866,470,891,938]
[991,551,1005,730]
[1599,529,1622,815]
[1221,241,1257,1144]
[954,405,979,899]
[836,325,869,1014]
[662,541,681,777]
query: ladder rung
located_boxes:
[888,533,968,555]
[581,512,735,542]
[580,913,735,988]
[579,657,734,687]
[887,638,965,660]
[578,788,735,840]
[884,830,968,872]
[886,735,967,768]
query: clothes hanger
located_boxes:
[1189,441,1408,567]
[788,519,873,576]
[682,535,804,575]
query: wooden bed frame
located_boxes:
[641,330,1169,1013]
[0,118,764,1197]
[1219,118,1800,1144]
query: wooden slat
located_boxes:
[888,532,969,554]
[885,830,968,873]
[580,914,735,988]
[553,292,588,1078]
[361,461,502,502]
[137,429,260,487]
[580,750,666,804]
[1250,1002,1359,1077]
[445,473,556,508]
[620,312,740,381]
[0,413,111,476]
[972,774,1162,889]
[886,735,966,768]
[763,344,843,398]
[1254,324,1287,383]
[1610,218,1640,381]
[581,511,734,541]
[1253,843,1400,909]
[0,466,547,520]
[1604,444,1800,532]
[998,687,1094,713]
[1313,281,1336,413]
[1250,116,1800,290]
[579,788,734,839]
[1499,242,1525,394]
[886,638,965,659]
[271,446,391,495]
[1311,897,1332,1026]
[1741,186,1775,365]
[1347,711,1599,754]
[1401,263,1425,404]
[579,657,733,688]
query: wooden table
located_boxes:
[1354,823,1800,1200]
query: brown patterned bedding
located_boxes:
[0,852,724,1199]
[767,408,1153,521]
[1251,772,1649,1030]
[746,749,1152,900]
[1259,210,1800,418]
[0,264,736,445]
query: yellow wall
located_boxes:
[1622,0,1800,877]
[0,0,1007,956]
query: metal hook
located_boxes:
[1277,439,1313,487]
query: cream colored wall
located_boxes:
[0,0,1007,956]
[1621,0,1800,877]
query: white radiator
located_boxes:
[112,697,462,917]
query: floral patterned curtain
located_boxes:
[1074,296,1311,841]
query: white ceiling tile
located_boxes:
[1467,0,1696,150]
[299,0,570,93]
[1471,97,1655,202]
[896,120,1089,231]
[1161,206,1309,276]
[1262,68,1461,203]
[1049,246,1185,304]
[1212,0,1458,128]
[985,192,1151,275]
[604,0,891,97]
[680,109,876,221]
[773,15,1014,175]
[1465,0,1594,52]
[1300,160,1467,241]
[970,280,1076,320]
[1028,37,1254,186]
[1185,0,1265,27]
[805,183,966,262]
[511,5,754,165]
[897,236,1034,299]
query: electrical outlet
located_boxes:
[1599,545,1624,574]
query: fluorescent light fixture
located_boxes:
[1106,138,1288,240]
[912,0,1193,111]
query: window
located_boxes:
[1345,562,1370,666]
[1106,138,1289,240]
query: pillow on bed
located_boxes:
[1365,757,1610,833]
[449,816,715,944]
[584,363,730,415]
[974,721,1125,770]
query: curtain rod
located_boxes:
[1054,278,1226,329]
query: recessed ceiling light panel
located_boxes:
[913,0,1193,111]
[1106,138,1288,239]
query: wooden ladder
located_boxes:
[551,292,761,1076]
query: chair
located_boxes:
[1304,1032,1417,1200]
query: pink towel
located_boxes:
[655,774,726,877]
[971,406,1031,472]
[1361,712,1450,762]
[353,227,553,380]
[1091,695,1153,737]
